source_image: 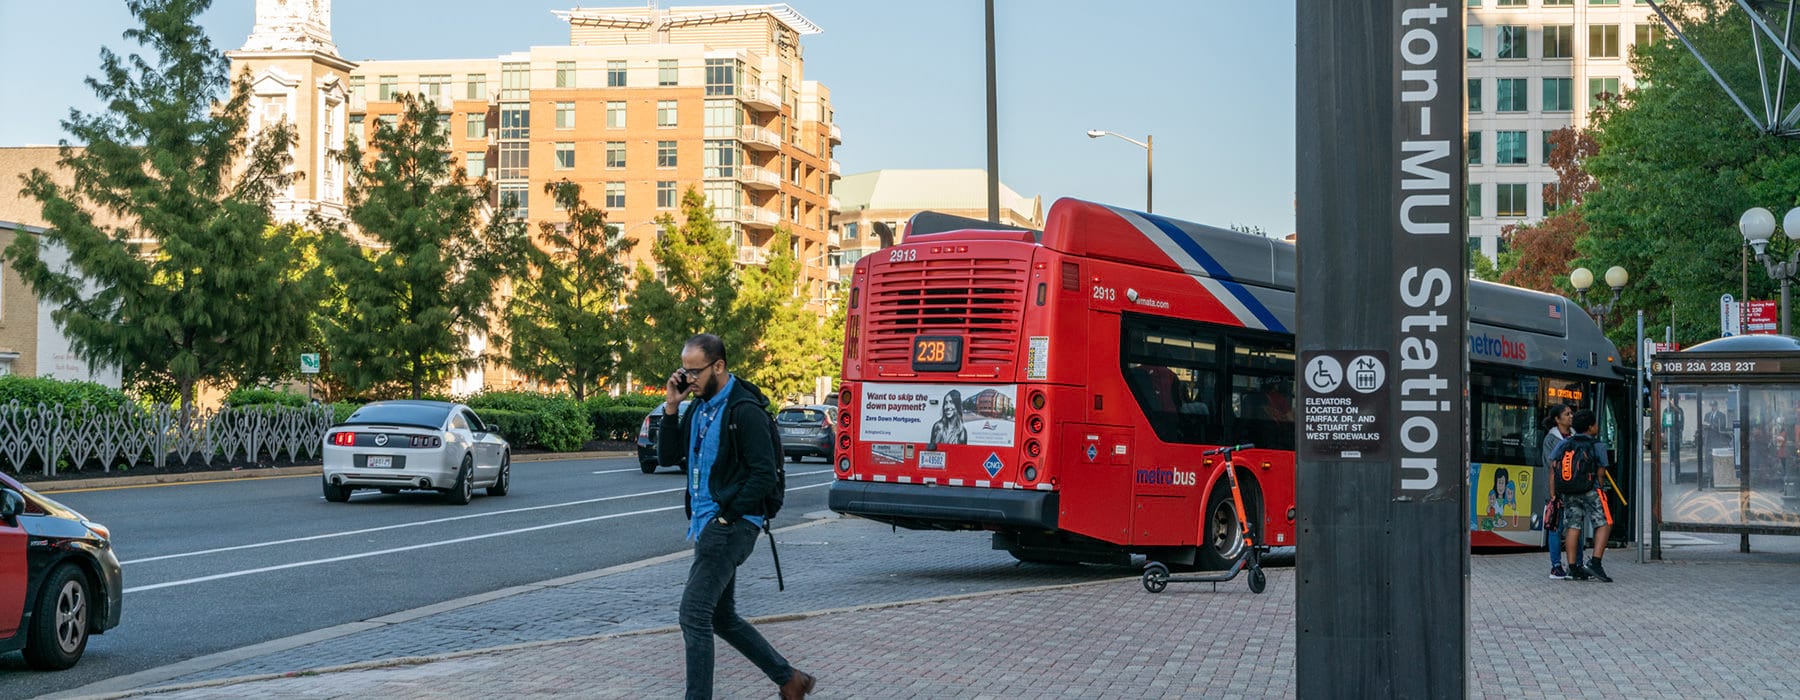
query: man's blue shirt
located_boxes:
[686,374,764,539]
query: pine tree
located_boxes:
[504,181,635,401]
[320,94,527,399]
[4,0,322,410]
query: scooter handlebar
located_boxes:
[1202,443,1255,456]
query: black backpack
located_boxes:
[729,405,786,527]
[1554,438,1600,495]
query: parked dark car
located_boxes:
[777,405,838,462]
[0,471,123,670]
[637,400,692,473]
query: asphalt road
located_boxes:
[0,455,835,699]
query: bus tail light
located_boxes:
[1025,439,1042,458]
[839,433,852,451]
[838,457,852,474]
[1028,415,1044,434]
[1023,463,1038,482]
[1030,391,1045,410]
[845,316,859,357]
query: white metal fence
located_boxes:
[0,401,334,476]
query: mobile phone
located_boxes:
[673,371,692,392]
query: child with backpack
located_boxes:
[1551,410,1614,583]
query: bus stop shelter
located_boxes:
[1648,334,1800,558]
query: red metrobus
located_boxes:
[828,198,1634,568]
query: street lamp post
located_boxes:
[1569,265,1630,321]
[1086,130,1153,213]
[1738,207,1800,336]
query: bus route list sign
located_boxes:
[1300,350,1389,460]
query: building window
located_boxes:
[377,114,397,128]
[607,60,627,88]
[1467,184,1482,219]
[466,113,486,138]
[1497,26,1527,59]
[705,58,737,96]
[1468,0,1480,6]
[556,61,576,88]
[1467,26,1482,60]
[348,75,365,103]
[501,62,529,101]
[378,75,397,100]
[1497,131,1527,165]
[1468,78,1482,113]
[1543,131,1558,163]
[659,59,679,86]
[1544,0,1572,5]
[466,74,486,100]
[421,74,450,101]
[1544,182,1566,214]
[555,101,575,129]
[705,139,737,178]
[1590,25,1620,58]
[658,100,678,127]
[607,101,626,129]
[348,114,364,143]
[554,142,575,170]
[1497,0,1524,6]
[1467,131,1483,165]
[704,100,741,138]
[500,183,529,218]
[606,141,626,168]
[1543,25,1574,59]
[498,140,528,180]
[1590,77,1621,105]
[658,140,678,168]
[1590,0,1619,5]
[1636,23,1665,48]
[1497,78,1527,112]
[1543,77,1574,112]
[657,180,677,208]
[1497,183,1528,217]
[605,182,625,208]
[466,152,486,178]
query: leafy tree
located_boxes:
[4,0,322,410]
[504,181,635,401]
[1580,0,1800,347]
[319,94,527,399]
[736,229,839,404]
[619,187,748,383]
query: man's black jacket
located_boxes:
[657,376,780,522]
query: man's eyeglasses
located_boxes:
[676,361,718,380]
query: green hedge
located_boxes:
[594,406,651,441]
[225,387,308,407]
[479,409,540,448]
[464,391,589,452]
[0,376,128,412]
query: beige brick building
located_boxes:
[0,147,123,385]
[830,169,1042,279]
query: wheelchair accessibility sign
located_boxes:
[1299,350,1389,460]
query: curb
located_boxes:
[21,451,635,493]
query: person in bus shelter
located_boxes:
[929,389,968,448]
[1540,404,1577,579]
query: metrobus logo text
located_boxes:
[1469,333,1527,360]
[1135,466,1197,487]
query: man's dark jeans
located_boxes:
[682,519,793,700]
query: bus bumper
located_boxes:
[828,480,1059,530]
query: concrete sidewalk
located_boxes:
[64,515,1800,699]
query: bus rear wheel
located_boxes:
[1198,474,1261,571]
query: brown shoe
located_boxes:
[779,669,815,699]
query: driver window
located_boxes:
[461,410,485,433]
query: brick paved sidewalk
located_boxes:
[86,524,1800,699]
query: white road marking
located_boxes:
[122,469,833,566]
[591,468,644,474]
[125,481,832,593]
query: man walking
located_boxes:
[1552,410,1614,583]
[658,333,815,699]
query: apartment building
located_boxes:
[343,4,842,303]
[1466,0,1662,260]
[831,169,1043,280]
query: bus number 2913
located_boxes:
[888,248,918,263]
[1092,286,1116,301]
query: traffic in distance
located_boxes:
[828,198,1635,569]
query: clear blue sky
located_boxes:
[0,1,1298,234]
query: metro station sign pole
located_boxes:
[1296,2,1469,696]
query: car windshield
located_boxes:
[343,403,451,428]
[778,409,827,424]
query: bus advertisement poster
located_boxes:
[1470,462,1535,536]
[857,383,1018,448]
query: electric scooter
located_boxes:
[1141,443,1270,594]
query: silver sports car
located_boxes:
[321,400,511,505]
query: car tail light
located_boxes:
[639,416,652,440]
[820,417,831,429]
[410,435,442,448]
[330,432,356,447]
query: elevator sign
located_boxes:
[1301,350,1390,459]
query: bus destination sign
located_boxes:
[1299,350,1390,460]
[1651,358,1775,375]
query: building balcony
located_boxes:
[740,206,778,228]
[828,194,841,211]
[828,123,841,144]
[741,82,781,112]
[739,125,781,151]
[734,246,770,266]
[828,159,842,177]
[738,165,779,190]
[826,230,841,248]
[826,265,841,283]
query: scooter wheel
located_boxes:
[1249,567,1267,594]
[1142,562,1169,593]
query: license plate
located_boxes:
[919,451,946,469]
[367,455,393,468]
